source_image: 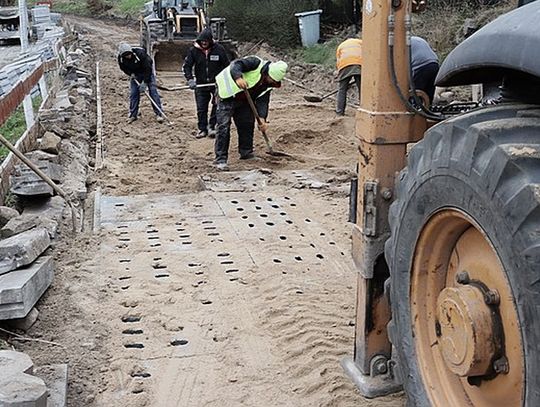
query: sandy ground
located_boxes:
[13,17,405,407]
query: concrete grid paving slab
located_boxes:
[95,180,355,404]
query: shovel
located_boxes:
[243,90,294,158]
[303,88,340,103]
[163,83,216,91]
[133,79,173,125]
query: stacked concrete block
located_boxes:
[0,228,50,275]
[0,256,54,320]
[10,161,62,197]
[2,197,66,238]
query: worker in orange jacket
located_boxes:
[335,38,362,115]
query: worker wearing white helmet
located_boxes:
[214,57,288,170]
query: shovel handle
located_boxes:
[243,90,274,151]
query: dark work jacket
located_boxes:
[118,47,154,83]
[183,42,230,84]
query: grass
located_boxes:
[294,38,339,68]
[52,0,146,17]
[0,96,43,161]
[117,0,146,15]
[51,0,90,15]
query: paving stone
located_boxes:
[0,256,54,320]
[0,229,51,276]
[0,206,20,228]
[25,150,60,164]
[10,161,62,197]
[35,364,68,407]
[7,307,39,331]
[38,132,61,155]
[1,216,56,239]
[0,351,48,406]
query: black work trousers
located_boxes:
[413,62,440,104]
[195,87,217,132]
[214,98,255,163]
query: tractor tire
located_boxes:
[385,104,540,407]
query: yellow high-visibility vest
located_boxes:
[336,39,363,71]
[216,56,267,99]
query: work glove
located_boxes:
[235,77,248,90]
[188,79,197,90]
[139,82,148,93]
[257,120,268,134]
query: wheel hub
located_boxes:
[436,285,496,377]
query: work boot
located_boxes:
[127,116,137,123]
[215,162,229,171]
[196,130,208,139]
[156,115,164,123]
[207,127,216,138]
[240,153,257,160]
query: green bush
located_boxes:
[210,0,320,48]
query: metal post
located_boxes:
[18,0,29,54]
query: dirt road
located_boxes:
[16,17,404,407]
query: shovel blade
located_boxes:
[303,95,323,103]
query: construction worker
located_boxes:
[117,43,164,123]
[411,36,439,103]
[214,56,288,170]
[183,28,230,139]
[335,38,362,116]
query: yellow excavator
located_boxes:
[140,0,235,89]
[343,0,540,405]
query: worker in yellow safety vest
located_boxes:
[213,56,288,171]
[335,38,362,115]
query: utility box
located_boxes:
[295,9,322,47]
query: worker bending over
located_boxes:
[183,28,230,138]
[335,38,362,116]
[118,43,164,123]
[214,56,288,171]
[411,36,439,104]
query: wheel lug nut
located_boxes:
[493,356,509,374]
[484,289,500,306]
[456,271,470,285]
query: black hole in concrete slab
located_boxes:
[122,329,143,335]
[153,257,162,261]
[179,234,190,238]
[249,199,256,202]
[259,237,265,242]
[226,269,239,273]
[119,276,131,281]
[146,229,159,234]
[230,277,239,282]
[296,290,304,294]
[320,232,326,236]
[176,228,186,232]
[236,207,244,212]
[266,222,275,226]
[267,198,273,201]
[120,231,129,235]
[341,252,345,256]
[124,343,144,349]
[171,339,189,346]
[252,183,258,187]
[329,242,336,245]
[119,259,131,263]
[194,204,203,208]
[231,200,239,204]
[305,218,312,223]
[122,316,141,323]
[271,204,280,209]
[255,206,262,210]
[280,212,287,216]
[260,214,268,218]
[188,263,201,267]
[300,233,305,237]
[195,270,204,275]
[217,253,230,257]
[295,256,303,262]
[241,215,249,220]
[121,286,130,290]
[273,259,282,263]
[310,243,316,248]
[201,300,212,305]
[175,222,183,225]
[115,203,125,207]
[294,174,302,178]
[221,260,234,265]
[204,226,217,230]
[208,232,220,236]
[119,238,131,242]
[202,220,213,224]
[155,274,170,279]
[131,372,151,378]
[279,236,287,240]
[148,236,160,240]
[285,220,293,225]
[181,242,192,245]
[150,243,162,247]
[248,224,255,228]
[132,389,144,394]
[316,254,324,259]
[152,264,167,269]
[118,225,128,229]
[284,196,291,200]
[290,203,297,207]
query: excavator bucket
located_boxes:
[151,40,192,90]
